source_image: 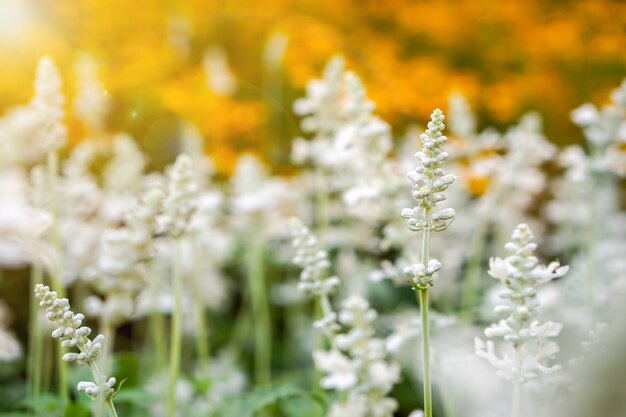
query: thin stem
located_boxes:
[511,345,522,417]
[100,319,115,376]
[168,238,183,417]
[247,238,272,385]
[148,262,167,369]
[191,241,210,364]
[86,360,118,417]
[28,262,44,398]
[46,150,68,402]
[419,288,432,417]
[417,206,433,417]
[460,220,489,319]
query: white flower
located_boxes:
[162,154,197,238]
[402,108,456,234]
[313,349,358,390]
[476,224,566,384]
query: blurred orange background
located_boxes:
[1,0,625,172]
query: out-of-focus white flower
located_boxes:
[263,32,289,69]
[476,224,567,383]
[32,56,66,153]
[313,349,358,390]
[570,103,599,126]
[162,154,197,238]
[203,47,237,96]
[290,218,340,297]
[0,301,21,362]
[448,92,476,138]
[85,187,164,324]
[73,55,111,131]
[0,169,51,267]
[168,15,193,57]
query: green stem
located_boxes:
[460,221,489,319]
[511,345,522,417]
[247,239,271,385]
[168,238,183,417]
[148,263,167,369]
[86,360,118,417]
[100,319,115,376]
[28,262,44,398]
[46,150,68,402]
[191,242,210,365]
[419,289,432,417]
[419,207,433,417]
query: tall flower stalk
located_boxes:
[401,109,456,417]
[162,154,197,417]
[290,219,400,417]
[33,56,70,401]
[475,224,567,417]
[34,284,118,417]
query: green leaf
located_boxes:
[62,402,90,417]
[220,385,327,417]
[111,388,154,408]
[17,394,60,415]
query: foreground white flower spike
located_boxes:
[291,220,400,417]
[401,109,455,417]
[34,284,118,416]
[312,296,400,417]
[475,224,568,417]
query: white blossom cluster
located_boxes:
[291,221,399,417]
[34,284,116,400]
[162,154,198,238]
[571,79,626,176]
[292,56,393,222]
[0,57,66,166]
[290,218,339,297]
[85,187,164,324]
[314,296,401,417]
[32,56,67,154]
[401,109,455,290]
[475,224,568,383]
[401,109,456,233]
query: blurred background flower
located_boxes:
[0,0,625,173]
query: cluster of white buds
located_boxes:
[77,377,117,400]
[401,109,456,233]
[162,154,198,238]
[475,224,568,383]
[35,284,104,365]
[314,295,400,417]
[401,109,456,291]
[403,259,442,290]
[290,218,340,336]
[290,218,339,296]
[34,284,117,400]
